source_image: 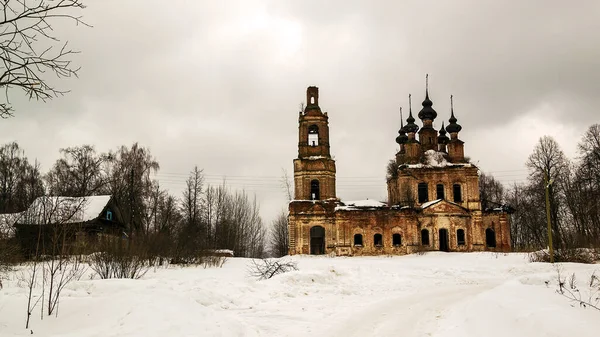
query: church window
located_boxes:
[418,183,428,203]
[453,184,462,202]
[354,234,363,246]
[436,184,444,200]
[308,124,319,146]
[374,233,383,247]
[421,229,430,245]
[106,210,113,221]
[310,179,320,200]
[457,229,465,245]
[392,233,401,246]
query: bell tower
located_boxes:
[293,86,337,201]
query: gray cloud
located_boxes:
[1,0,599,222]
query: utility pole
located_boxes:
[128,167,134,247]
[544,171,554,263]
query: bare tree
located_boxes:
[479,172,505,211]
[46,145,110,197]
[269,209,289,257]
[0,0,88,118]
[526,136,569,248]
[279,168,293,202]
[19,195,87,327]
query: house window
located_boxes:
[421,229,430,245]
[453,184,462,203]
[106,210,113,221]
[374,233,383,247]
[457,229,465,245]
[436,184,444,200]
[418,183,428,203]
[310,179,320,200]
[354,234,363,246]
[392,233,401,246]
[308,124,319,146]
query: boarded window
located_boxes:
[436,184,444,200]
[354,234,363,246]
[308,124,319,146]
[421,229,430,245]
[453,184,462,202]
[392,233,401,246]
[418,183,428,203]
[374,233,383,247]
[457,229,465,245]
[310,180,320,200]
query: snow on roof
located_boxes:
[420,199,443,209]
[0,212,22,238]
[18,195,112,225]
[335,199,387,211]
[404,150,472,169]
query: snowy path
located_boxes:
[324,284,497,337]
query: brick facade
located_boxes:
[289,86,511,256]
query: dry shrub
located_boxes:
[89,239,149,279]
[529,248,600,264]
[247,258,298,280]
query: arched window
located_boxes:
[436,184,444,200]
[374,233,383,247]
[354,234,363,246]
[453,184,462,203]
[310,179,320,200]
[485,228,496,248]
[457,229,465,245]
[106,210,113,221]
[308,124,319,147]
[421,229,430,245]
[392,233,401,246]
[418,183,428,203]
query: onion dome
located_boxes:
[396,123,408,145]
[446,95,462,134]
[403,94,419,133]
[437,122,449,144]
[418,74,437,121]
[418,82,437,122]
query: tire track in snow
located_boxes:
[322,283,498,337]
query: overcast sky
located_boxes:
[1,0,599,223]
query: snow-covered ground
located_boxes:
[1,252,599,337]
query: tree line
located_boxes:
[0,142,271,259]
[479,123,600,252]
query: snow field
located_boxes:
[1,252,598,337]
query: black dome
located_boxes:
[418,92,437,121]
[437,122,449,144]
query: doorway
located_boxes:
[485,228,496,248]
[310,226,325,255]
[439,228,449,252]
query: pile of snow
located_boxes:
[406,150,472,169]
[17,195,111,225]
[335,199,387,211]
[1,253,599,336]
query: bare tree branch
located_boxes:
[0,0,89,118]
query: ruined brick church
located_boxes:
[288,82,512,256]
